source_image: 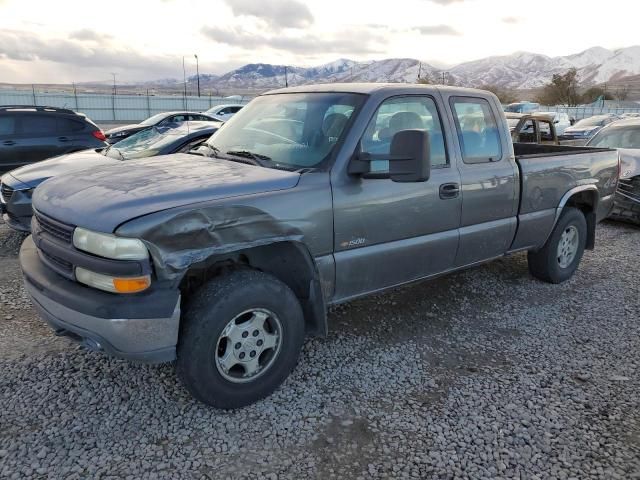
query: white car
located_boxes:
[204,104,244,122]
[538,111,571,136]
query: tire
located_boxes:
[528,207,587,284]
[176,269,305,409]
[609,177,640,226]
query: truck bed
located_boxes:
[513,142,613,159]
[509,142,619,252]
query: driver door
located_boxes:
[331,96,461,301]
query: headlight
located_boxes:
[76,267,150,294]
[73,227,148,260]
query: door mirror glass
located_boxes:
[389,130,431,182]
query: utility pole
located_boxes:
[182,56,187,109]
[194,54,201,97]
[111,73,117,121]
[72,82,78,110]
[441,71,446,85]
[418,62,422,81]
[284,66,289,87]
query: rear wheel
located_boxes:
[528,207,587,284]
[177,269,305,408]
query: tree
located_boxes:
[416,75,433,85]
[581,86,613,104]
[479,84,517,105]
[614,86,630,101]
[535,68,582,106]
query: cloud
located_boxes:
[501,16,522,24]
[416,25,460,36]
[222,0,314,29]
[0,29,197,81]
[427,0,468,4]
[69,29,114,42]
[201,25,385,55]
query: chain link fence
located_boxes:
[540,105,640,120]
[0,89,253,123]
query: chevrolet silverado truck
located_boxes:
[19,84,620,408]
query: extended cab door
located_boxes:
[447,95,519,267]
[331,95,462,301]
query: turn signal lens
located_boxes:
[113,276,151,294]
[76,267,151,294]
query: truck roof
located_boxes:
[506,112,555,122]
[263,82,494,97]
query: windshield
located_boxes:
[140,113,171,126]
[588,127,640,149]
[574,116,609,128]
[103,126,194,160]
[205,92,365,170]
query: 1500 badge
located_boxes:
[340,238,367,248]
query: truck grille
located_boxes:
[40,249,73,275]
[0,183,13,202]
[34,211,75,244]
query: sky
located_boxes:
[0,0,638,84]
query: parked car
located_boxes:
[538,111,571,135]
[562,114,619,141]
[104,111,218,144]
[504,101,540,114]
[1,121,220,231]
[20,83,619,408]
[587,118,640,225]
[507,113,559,145]
[204,104,245,122]
[0,105,107,174]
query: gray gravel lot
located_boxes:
[0,221,639,479]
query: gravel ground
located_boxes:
[0,220,639,479]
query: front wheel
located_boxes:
[528,207,587,284]
[177,269,305,408]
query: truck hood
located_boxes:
[10,150,116,188]
[33,154,301,232]
[564,126,600,135]
[619,148,640,179]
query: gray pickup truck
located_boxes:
[19,84,619,408]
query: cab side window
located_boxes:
[539,121,554,141]
[517,119,537,143]
[451,97,502,163]
[361,96,448,172]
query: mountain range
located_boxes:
[151,46,640,92]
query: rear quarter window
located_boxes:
[450,97,502,164]
[0,116,16,136]
[58,118,86,133]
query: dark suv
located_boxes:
[0,106,108,174]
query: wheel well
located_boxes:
[179,242,327,337]
[565,190,597,250]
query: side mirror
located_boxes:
[349,129,431,183]
[389,130,431,183]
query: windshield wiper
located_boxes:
[225,150,271,167]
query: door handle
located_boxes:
[439,183,460,199]
[2,140,16,146]
[58,136,70,142]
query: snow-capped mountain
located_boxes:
[169,46,640,91]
